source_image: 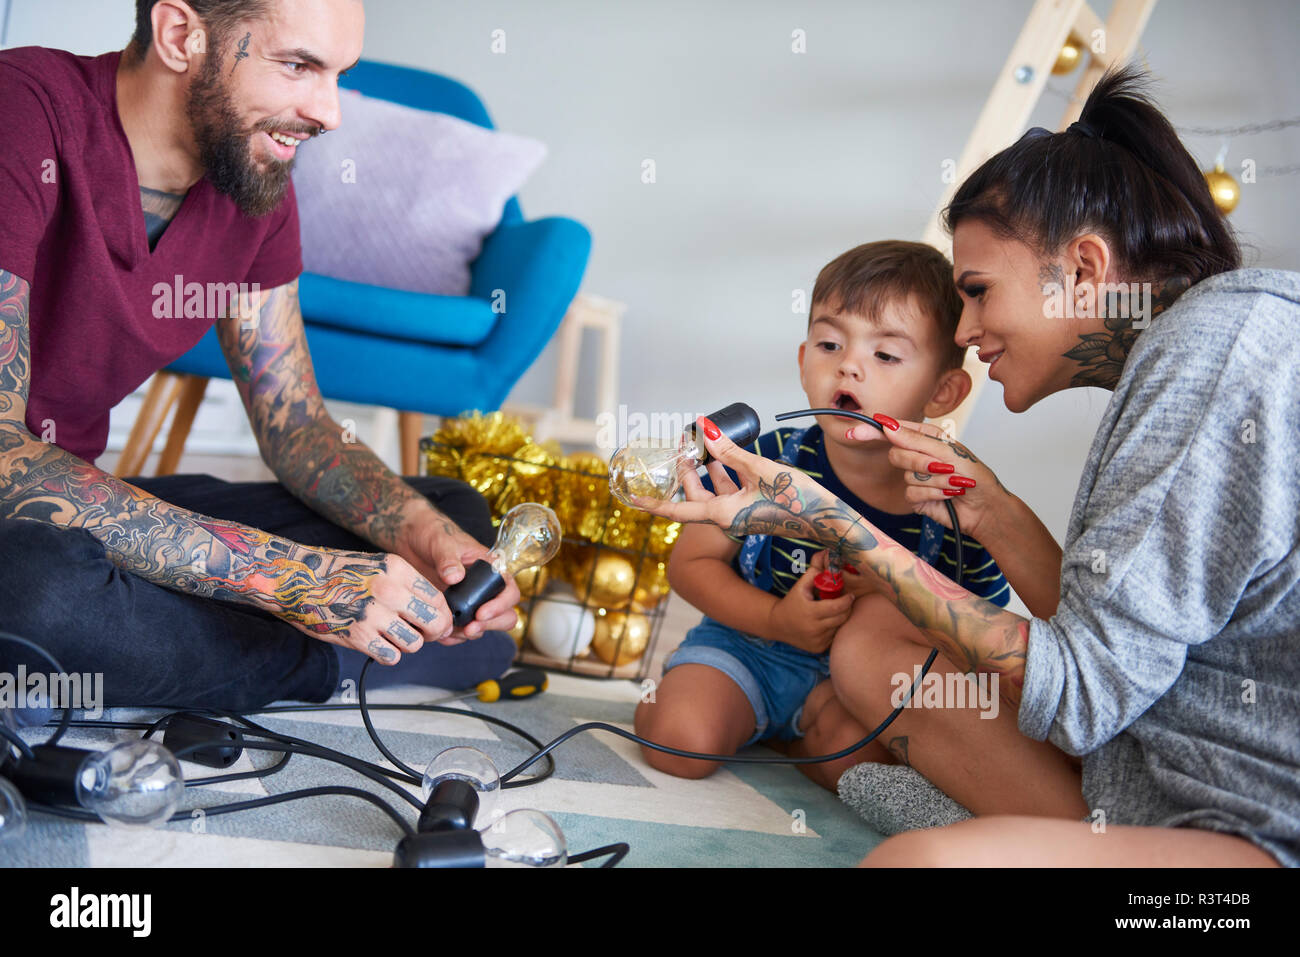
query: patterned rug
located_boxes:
[3,672,883,867]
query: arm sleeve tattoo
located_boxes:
[0,269,380,632]
[216,280,452,553]
[722,467,1031,703]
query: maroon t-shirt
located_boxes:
[0,47,302,463]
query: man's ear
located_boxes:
[149,0,208,75]
[923,365,972,420]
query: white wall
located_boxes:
[8,1,1299,560]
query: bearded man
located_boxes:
[0,0,520,724]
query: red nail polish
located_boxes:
[845,428,856,440]
[928,461,955,474]
[872,413,899,431]
[949,476,976,489]
[700,417,722,441]
[943,488,965,496]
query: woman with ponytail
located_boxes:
[635,65,1298,866]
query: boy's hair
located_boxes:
[810,240,966,369]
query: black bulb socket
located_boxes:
[685,402,761,463]
[6,744,92,806]
[443,559,506,629]
[393,829,486,868]
[162,714,244,769]
[417,778,480,833]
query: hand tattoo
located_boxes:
[387,620,422,648]
[405,597,438,625]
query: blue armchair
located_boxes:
[118,59,592,476]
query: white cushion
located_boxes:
[292,88,546,296]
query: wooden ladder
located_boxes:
[925,0,1158,438]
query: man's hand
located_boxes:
[767,556,854,654]
[395,512,521,641]
[271,547,454,664]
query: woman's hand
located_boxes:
[630,416,832,545]
[848,417,1009,543]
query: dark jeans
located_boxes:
[0,474,515,726]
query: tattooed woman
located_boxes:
[634,67,1299,867]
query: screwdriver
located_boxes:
[422,668,548,707]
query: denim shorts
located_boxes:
[663,616,830,746]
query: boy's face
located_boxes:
[798,293,955,447]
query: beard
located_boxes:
[185,43,307,218]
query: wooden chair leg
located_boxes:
[399,411,424,476]
[155,375,209,476]
[116,372,183,477]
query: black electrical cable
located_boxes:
[0,631,73,746]
[772,406,964,584]
[1,722,35,761]
[568,842,630,868]
[352,660,556,789]
[27,783,416,839]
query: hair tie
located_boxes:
[1068,120,1100,140]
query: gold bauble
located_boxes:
[1204,165,1240,215]
[507,605,529,648]
[514,564,550,600]
[591,610,651,666]
[630,561,671,612]
[585,553,638,609]
[1052,35,1083,75]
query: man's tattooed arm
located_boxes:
[0,270,383,633]
[216,280,452,553]
[722,468,1030,705]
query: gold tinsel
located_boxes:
[420,412,683,607]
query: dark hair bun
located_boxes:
[944,64,1240,285]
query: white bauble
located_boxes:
[527,585,595,659]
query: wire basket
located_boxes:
[420,438,677,680]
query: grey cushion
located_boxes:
[292,88,546,296]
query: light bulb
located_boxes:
[422,746,500,830]
[608,402,761,507]
[488,504,562,577]
[75,739,183,830]
[0,777,28,842]
[444,503,562,628]
[481,808,567,868]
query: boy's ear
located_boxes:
[923,365,972,419]
[796,340,808,387]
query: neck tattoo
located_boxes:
[1061,274,1192,390]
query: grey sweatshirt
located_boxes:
[1018,268,1300,867]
